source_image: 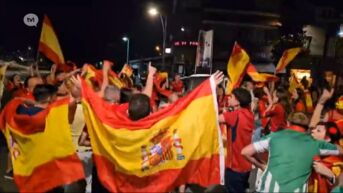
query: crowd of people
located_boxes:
[0,60,343,193]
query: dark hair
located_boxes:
[294,88,305,104]
[317,122,341,144]
[217,85,225,96]
[232,88,251,108]
[10,74,20,82]
[33,84,58,103]
[120,87,133,104]
[275,87,292,117]
[24,76,34,88]
[128,94,151,121]
[253,87,265,99]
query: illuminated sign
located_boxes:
[174,41,199,46]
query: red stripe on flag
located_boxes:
[14,153,84,193]
[93,154,221,192]
[38,42,64,68]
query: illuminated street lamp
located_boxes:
[148,7,167,70]
[122,36,130,64]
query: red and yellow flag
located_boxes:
[246,63,279,82]
[81,77,224,192]
[120,64,133,77]
[227,42,250,93]
[0,98,84,192]
[38,15,65,70]
[275,48,302,73]
[83,62,126,89]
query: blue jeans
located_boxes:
[225,168,250,193]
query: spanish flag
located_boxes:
[38,15,65,70]
[227,42,250,93]
[81,77,224,192]
[246,63,279,82]
[0,98,84,192]
[275,48,302,73]
[120,63,133,77]
[83,62,126,89]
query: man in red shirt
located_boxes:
[219,88,254,193]
[170,74,184,95]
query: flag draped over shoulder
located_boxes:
[227,42,250,93]
[275,48,302,73]
[246,63,279,82]
[38,15,65,70]
[0,98,84,192]
[81,77,224,192]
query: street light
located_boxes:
[148,8,158,16]
[148,7,167,70]
[181,27,185,32]
[122,36,130,64]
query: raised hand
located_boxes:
[51,64,57,73]
[319,88,334,104]
[148,62,157,77]
[212,70,224,85]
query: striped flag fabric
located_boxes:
[38,15,65,70]
[0,98,84,192]
[246,63,279,82]
[120,64,134,77]
[275,48,302,73]
[226,42,250,93]
[83,62,126,89]
[81,76,224,192]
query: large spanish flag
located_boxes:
[227,42,250,93]
[275,47,302,73]
[81,77,225,192]
[246,63,279,82]
[0,98,84,192]
[38,15,65,70]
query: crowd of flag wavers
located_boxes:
[0,54,342,193]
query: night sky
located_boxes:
[1,0,169,66]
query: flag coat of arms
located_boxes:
[81,76,225,192]
[0,98,84,192]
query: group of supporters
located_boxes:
[0,60,343,193]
